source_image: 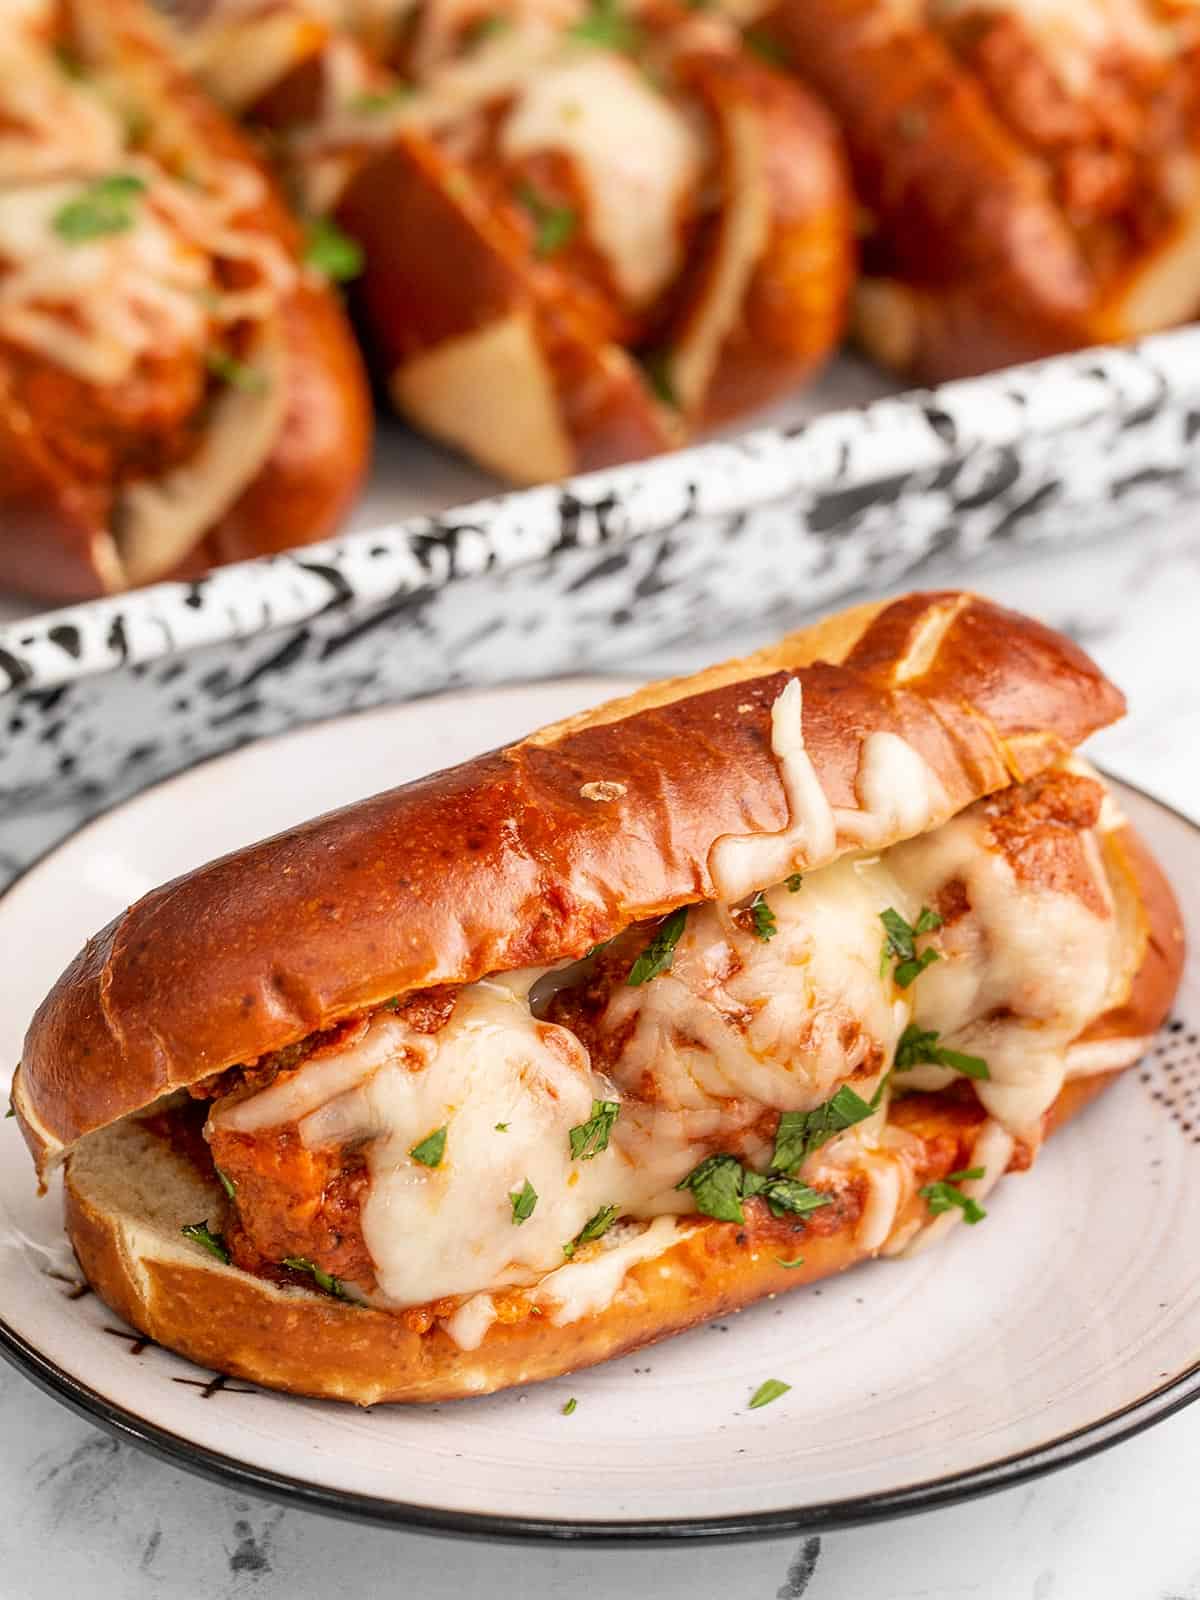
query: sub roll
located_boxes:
[729,0,1200,379]
[0,0,372,601]
[164,0,856,481]
[12,592,1184,1404]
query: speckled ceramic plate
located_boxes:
[1,682,1198,1544]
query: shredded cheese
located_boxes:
[0,15,294,387]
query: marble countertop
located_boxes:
[2,518,1199,1600]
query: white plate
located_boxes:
[1,682,1199,1543]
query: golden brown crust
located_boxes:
[763,0,1092,378]
[335,133,681,482]
[13,592,1127,1173]
[763,0,1200,378]
[668,43,855,425]
[1074,816,1185,1050]
[329,29,851,477]
[0,0,370,602]
[179,278,372,573]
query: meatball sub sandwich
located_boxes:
[11,592,1183,1404]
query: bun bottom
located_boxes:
[59,1071,1112,1406]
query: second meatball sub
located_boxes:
[162,0,855,480]
[0,0,371,600]
[737,0,1200,379]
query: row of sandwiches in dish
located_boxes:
[6,0,1200,600]
[10,593,1185,1403]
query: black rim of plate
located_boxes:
[0,752,1197,1545]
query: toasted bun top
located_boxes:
[14,593,1124,1169]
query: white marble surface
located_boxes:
[2,519,1200,1599]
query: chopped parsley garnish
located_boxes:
[181,1221,230,1264]
[495,1122,510,1133]
[774,1255,805,1268]
[349,84,413,114]
[748,1378,791,1410]
[54,44,86,78]
[281,1255,357,1301]
[568,0,640,52]
[303,215,363,283]
[919,1169,987,1225]
[676,1153,831,1225]
[4,1100,14,1119]
[770,1080,885,1173]
[205,348,268,393]
[562,1396,578,1415]
[465,14,513,45]
[564,1202,619,1259]
[216,1168,237,1201]
[627,906,688,985]
[748,892,777,943]
[742,1171,833,1218]
[569,1099,620,1160]
[516,181,576,258]
[410,1125,448,1167]
[785,874,804,892]
[676,1153,745,1223]
[510,1178,538,1225]
[641,348,678,409]
[879,905,942,987]
[53,174,146,242]
[743,27,790,66]
[894,1023,989,1081]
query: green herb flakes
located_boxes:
[569,1099,620,1160]
[53,174,146,242]
[181,1221,230,1264]
[627,907,688,985]
[410,1125,448,1167]
[510,1178,538,1225]
[894,1023,989,1081]
[748,1377,790,1409]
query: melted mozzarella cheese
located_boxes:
[288,19,706,300]
[500,54,704,308]
[0,159,293,386]
[599,856,912,1125]
[0,22,293,386]
[221,983,627,1307]
[442,1291,498,1350]
[0,179,207,383]
[710,680,952,904]
[533,1216,685,1325]
[0,26,125,185]
[886,807,1124,1136]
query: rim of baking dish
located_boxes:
[3,327,1199,697]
